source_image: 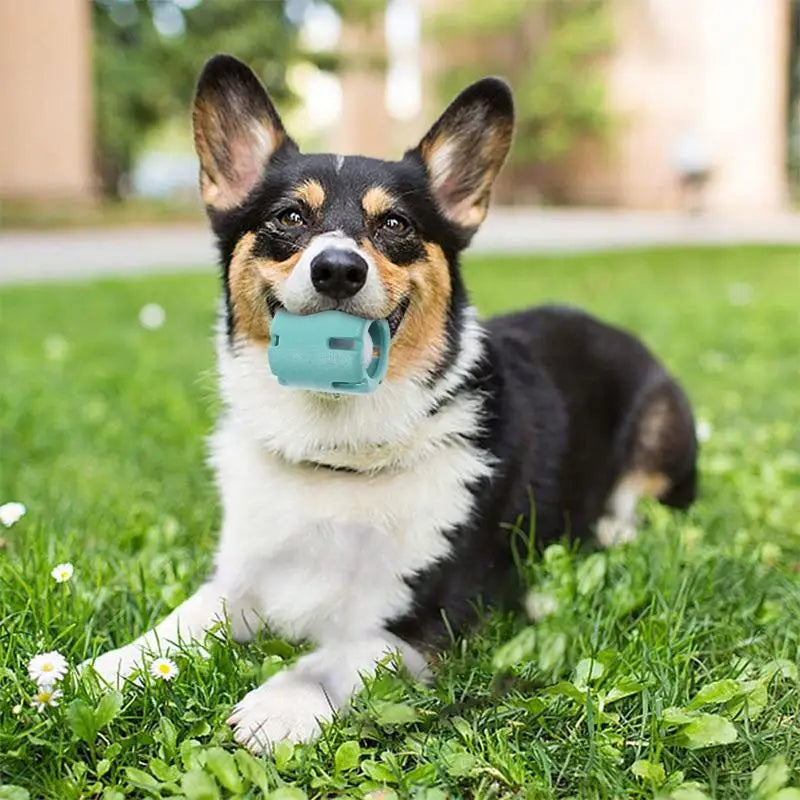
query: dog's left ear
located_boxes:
[410,77,514,235]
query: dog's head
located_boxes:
[193,54,513,382]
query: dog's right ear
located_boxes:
[192,54,295,211]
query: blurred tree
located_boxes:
[429,0,613,188]
[93,0,379,198]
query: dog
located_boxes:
[86,54,697,753]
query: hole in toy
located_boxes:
[273,335,280,346]
[366,320,383,378]
[332,380,363,389]
[329,337,357,350]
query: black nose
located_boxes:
[310,249,368,300]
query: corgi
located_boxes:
[86,54,697,753]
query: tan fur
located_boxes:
[360,241,452,380]
[419,132,448,172]
[596,469,670,546]
[294,179,326,211]
[193,101,281,211]
[624,470,670,498]
[229,229,451,373]
[361,187,394,218]
[227,232,301,343]
[420,118,512,229]
[637,397,671,453]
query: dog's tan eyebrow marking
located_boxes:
[293,179,326,210]
[362,186,394,218]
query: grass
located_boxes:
[1,245,799,800]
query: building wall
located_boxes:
[333,18,393,157]
[603,0,791,212]
[413,0,791,212]
[0,0,94,200]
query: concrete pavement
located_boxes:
[1,208,799,285]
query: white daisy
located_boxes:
[139,303,166,330]
[0,502,26,527]
[150,657,179,681]
[695,419,712,443]
[31,687,63,711]
[28,651,68,686]
[51,562,74,583]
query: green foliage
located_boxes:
[0,788,30,800]
[93,0,302,198]
[753,756,800,800]
[631,758,666,786]
[91,0,383,199]
[334,740,362,773]
[430,0,613,171]
[1,247,800,797]
[66,691,123,745]
[491,626,537,671]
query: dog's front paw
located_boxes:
[227,670,334,754]
[81,645,145,687]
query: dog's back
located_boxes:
[486,304,697,541]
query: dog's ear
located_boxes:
[411,77,514,235]
[192,54,295,211]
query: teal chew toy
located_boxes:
[268,309,391,394]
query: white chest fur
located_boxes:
[210,418,492,643]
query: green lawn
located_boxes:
[1,246,799,800]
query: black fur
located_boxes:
[390,307,698,648]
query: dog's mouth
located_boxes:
[265,291,283,319]
[266,293,410,339]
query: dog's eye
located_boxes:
[277,209,305,228]
[380,213,409,234]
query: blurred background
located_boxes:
[0,0,799,272]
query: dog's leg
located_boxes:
[228,632,429,754]
[595,471,668,546]
[597,377,697,547]
[84,579,235,686]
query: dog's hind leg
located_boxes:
[596,470,670,546]
[596,376,697,547]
